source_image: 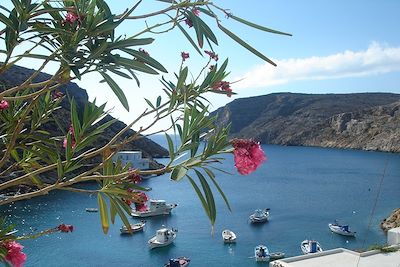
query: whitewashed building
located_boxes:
[270,227,400,267]
[113,151,149,170]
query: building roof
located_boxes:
[271,247,400,267]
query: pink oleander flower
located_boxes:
[0,100,9,110]
[185,18,193,28]
[181,52,190,61]
[63,125,76,149]
[231,139,266,175]
[3,241,26,267]
[128,168,142,184]
[136,192,149,203]
[212,81,232,97]
[139,48,149,56]
[204,50,219,61]
[135,203,148,212]
[192,8,200,16]
[57,223,74,233]
[65,12,79,24]
[51,90,64,100]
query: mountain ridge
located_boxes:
[211,92,400,152]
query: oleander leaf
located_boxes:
[218,23,277,66]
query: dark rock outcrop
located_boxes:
[381,208,400,232]
[211,92,400,152]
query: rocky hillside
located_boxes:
[0,65,168,162]
[211,92,400,152]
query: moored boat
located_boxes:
[148,227,177,249]
[131,199,177,218]
[222,229,237,243]
[328,221,356,237]
[249,208,270,223]
[164,256,190,267]
[269,252,285,260]
[301,240,322,254]
[254,244,270,262]
[120,221,146,234]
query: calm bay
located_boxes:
[1,138,399,267]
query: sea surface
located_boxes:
[1,135,399,267]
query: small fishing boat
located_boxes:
[249,208,270,223]
[301,240,323,254]
[329,221,356,237]
[254,244,270,262]
[269,252,285,260]
[164,256,190,267]
[222,229,237,243]
[131,199,177,218]
[120,221,146,234]
[148,227,177,249]
[85,208,98,212]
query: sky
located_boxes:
[1,0,400,133]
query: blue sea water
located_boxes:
[1,136,399,267]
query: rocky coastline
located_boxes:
[381,208,400,232]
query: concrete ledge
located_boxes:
[270,246,400,267]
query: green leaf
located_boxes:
[0,13,15,30]
[230,15,292,36]
[218,23,277,66]
[144,98,155,109]
[100,72,129,111]
[203,167,231,211]
[109,38,154,50]
[176,67,188,93]
[165,133,175,159]
[57,157,63,179]
[176,22,203,56]
[121,48,168,73]
[197,17,218,45]
[108,196,131,230]
[195,170,216,225]
[97,193,109,234]
[156,95,161,107]
[170,165,188,181]
[116,57,159,75]
[186,174,211,220]
[188,12,204,48]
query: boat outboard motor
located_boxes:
[169,259,180,267]
[310,241,317,253]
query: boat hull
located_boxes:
[120,222,145,234]
[255,245,270,262]
[301,240,322,254]
[328,224,356,237]
[148,230,177,249]
[131,204,177,218]
[269,252,285,260]
[222,230,237,243]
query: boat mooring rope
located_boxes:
[356,156,389,267]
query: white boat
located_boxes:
[249,209,270,223]
[329,221,356,237]
[301,240,323,254]
[131,199,177,218]
[269,252,285,260]
[255,244,270,262]
[120,221,146,234]
[148,227,177,249]
[222,229,237,243]
[164,256,190,267]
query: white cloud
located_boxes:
[235,42,400,89]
